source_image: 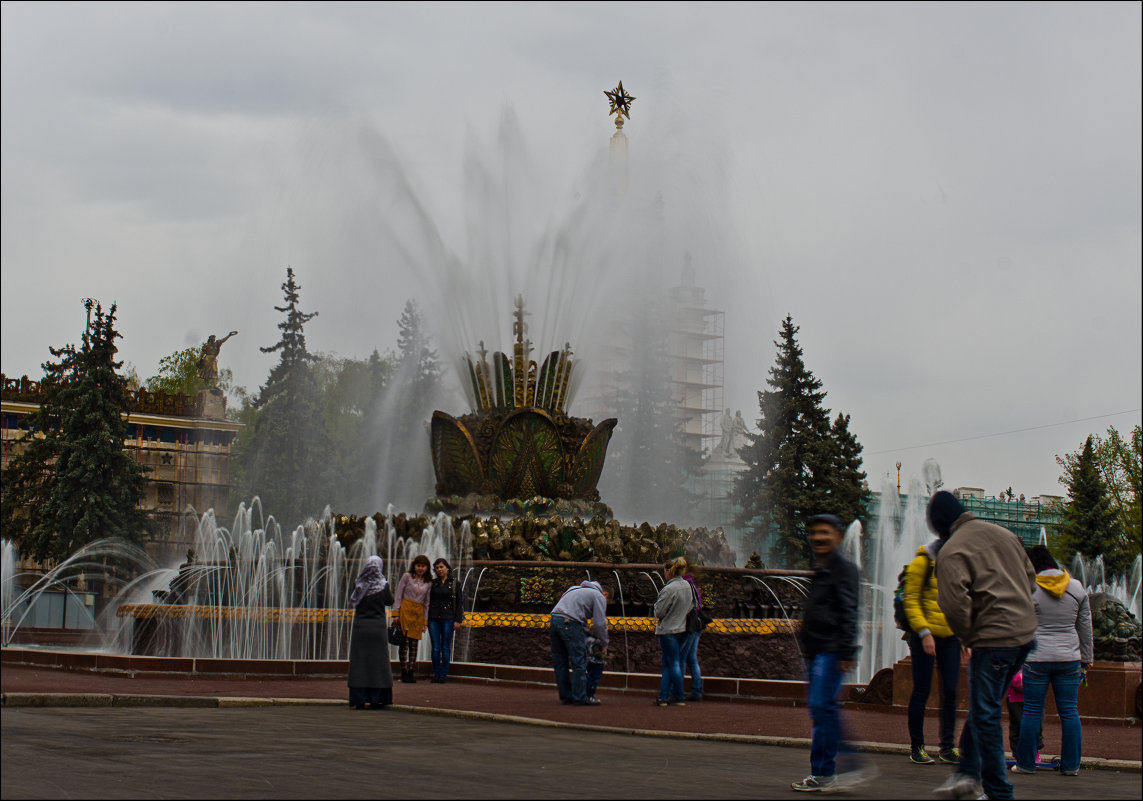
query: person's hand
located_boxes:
[840,660,856,674]
[453,621,461,630]
[422,623,428,633]
[961,645,972,661]
[922,633,936,656]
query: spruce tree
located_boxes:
[1056,434,1126,572]
[732,315,867,568]
[1,300,157,562]
[235,268,334,526]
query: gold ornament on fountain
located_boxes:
[604,81,635,130]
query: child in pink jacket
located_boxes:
[1006,668,1042,762]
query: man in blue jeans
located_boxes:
[791,513,874,793]
[548,580,609,706]
[929,491,1037,801]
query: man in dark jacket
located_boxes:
[792,513,869,793]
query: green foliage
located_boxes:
[731,315,869,568]
[232,268,335,527]
[145,347,233,397]
[1055,430,1136,575]
[1,300,158,562]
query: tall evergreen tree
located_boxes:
[234,268,334,526]
[1,300,157,562]
[1056,434,1127,573]
[732,315,868,568]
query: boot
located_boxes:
[407,668,417,683]
[399,669,412,683]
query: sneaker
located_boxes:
[654,698,669,707]
[1009,764,1035,774]
[791,774,839,792]
[932,772,983,800]
[573,697,601,706]
[938,748,960,764]
[667,697,687,706]
[687,693,702,702]
[912,746,936,765]
[1061,769,1079,776]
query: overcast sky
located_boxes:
[2,1,1140,502]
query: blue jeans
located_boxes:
[907,632,961,749]
[1016,661,1082,773]
[806,652,846,777]
[428,618,455,680]
[958,643,1032,801]
[681,631,703,698]
[550,614,588,704]
[586,661,604,697]
[657,632,687,702]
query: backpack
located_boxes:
[892,555,933,633]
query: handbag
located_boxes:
[388,620,405,646]
[684,582,712,633]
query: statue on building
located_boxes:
[717,408,734,457]
[196,331,238,386]
[731,410,749,446]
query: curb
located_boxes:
[4,691,1140,774]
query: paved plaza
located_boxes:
[3,704,1140,800]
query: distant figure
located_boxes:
[681,561,705,702]
[901,532,963,766]
[427,557,465,683]
[653,557,691,706]
[717,409,734,456]
[1013,545,1092,777]
[347,555,394,709]
[196,331,238,385]
[549,579,609,706]
[392,555,431,683]
[583,587,611,704]
[931,491,1036,801]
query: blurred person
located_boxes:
[791,514,874,793]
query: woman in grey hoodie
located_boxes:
[653,557,693,706]
[1012,546,1093,776]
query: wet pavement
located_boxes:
[2,662,1139,800]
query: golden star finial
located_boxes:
[604,81,635,125]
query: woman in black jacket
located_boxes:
[427,557,465,683]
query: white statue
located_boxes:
[717,408,734,457]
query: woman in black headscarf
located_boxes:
[347,555,394,709]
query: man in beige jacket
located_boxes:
[929,491,1037,801]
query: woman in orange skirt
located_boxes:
[392,554,432,683]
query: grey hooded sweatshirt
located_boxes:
[1028,569,1093,664]
[654,576,692,635]
[550,580,609,647]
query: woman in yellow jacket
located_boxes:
[902,541,964,766]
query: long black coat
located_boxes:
[348,588,395,689]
